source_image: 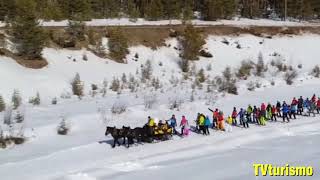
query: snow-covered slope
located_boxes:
[1,34,320,102]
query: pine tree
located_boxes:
[108,28,129,63]
[0,0,16,21]
[71,73,84,98]
[145,0,163,20]
[197,68,206,83]
[162,0,181,19]
[12,89,21,110]
[0,95,5,112]
[182,0,193,22]
[41,0,64,20]
[180,24,205,61]
[10,0,46,60]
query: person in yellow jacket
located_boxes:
[227,116,233,125]
[198,114,206,134]
[148,116,155,127]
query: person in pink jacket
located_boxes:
[180,115,189,136]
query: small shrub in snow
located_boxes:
[12,89,22,110]
[0,95,5,112]
[144,94,158,109]
[71,73,84,99]
[158,61,163,66]
[255,52,267,77]
[190,91,195,102]
[141,60,153,82]
[91,84,98,91]
[60,91,72,99]
[255,82,262,88]
[82,53,88,61]
[311,65,320,78]
[284,69,298,85]
[14,110,24,123]
[221,38,229,45]
[199,49,213,58]
[110,77,120,92]
[151,77,161,90]
[247,81,255,91]
[270,80,275,86]
[134,53,139,59]
[206,64,212,71]
[297,64,303,69]
[169,97,183,111]
[3,107,13,127]
[197,68,206,83]
[52,97,58,105]
[29,92,40,105]
[57,117,69,135]
[217,68,238,95]
[111,101,127,114]
[180,59,189,73]
[237,60,254,79]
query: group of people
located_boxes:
[146,94,320,137]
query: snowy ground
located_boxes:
[1,33,320,180]
[0,83,320,180]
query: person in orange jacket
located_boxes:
[217,111,225,131]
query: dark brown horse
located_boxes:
[105,126,126,148]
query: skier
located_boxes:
[208,108,219,129]
[311,94,317,103]
[304,98,311,116]
[271,105,277,121]
[290,103,297,119]
[298,96,304,115]
[217,111,225,131]
[180,116,189,136]
[199,113,206,135]
[238,108,246,126]
[231,107,238,126]
[242,110,249,128]
[147,116,155,127]
[204,115,211,135]
[246,105,253,123]
[291,97,298,106]
[317,98,320,113]
[282,102,290,123]
[252,105,258,123]
[261,103,266,119]
[266,103,272,120]
[276,101,282,117]
[168,115,177,134]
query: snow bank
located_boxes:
[37,18,320,27]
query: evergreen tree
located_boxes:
[162,0,181,19]
[180,24,205,61]
[145,0,164,20]
[0,95,5,112]
[0,0,16,21]
[108,28,129,63]
[10,0,46,60]
[71,73,84,98]
[11,89,21,110]
[182,0,193,22]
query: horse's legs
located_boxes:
[123,137,126,145]
[112,138,116,148]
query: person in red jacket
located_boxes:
[261,103,266,119]
[291,97,298,106]
[317,98,320,114]
[217,111,225,131]
[231,107,238,126]
[311,94,317,103]
[271,105,277,121]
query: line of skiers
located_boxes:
[146,94,320,137]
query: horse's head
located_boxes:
[105,126,115,136]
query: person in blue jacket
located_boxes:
[290,103,297,119]
[282,102,290,122]
[204,116,211,135]
[238,108,246,126]
[168,114,177,134]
